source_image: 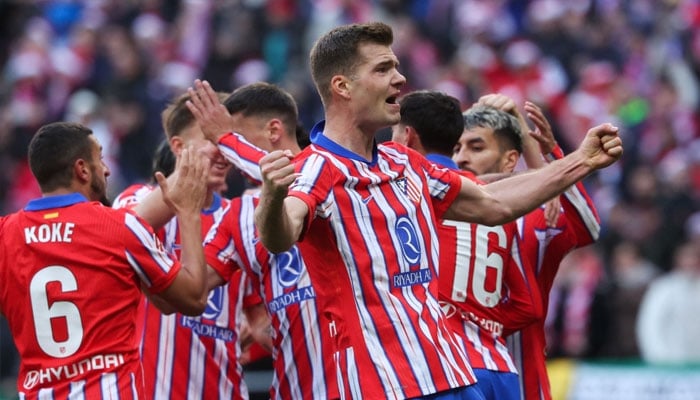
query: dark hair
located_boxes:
[151,139,176,178]
[310,22,393,105]
[28,122,95,192]
[462,105,523,154]
[295,123,310,149]
[399,90,464,155]
[223,82,299,137]
[162,91,229,139]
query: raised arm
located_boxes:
[149,147,210,315]
[254,150,308,253]
[444,123,622,225]
[186,79,267,183]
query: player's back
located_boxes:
[438,216,539,371]
[0,196,149,399]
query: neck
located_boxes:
[324,113,378,160]
[204,190,215,209]
[42,185,90,199]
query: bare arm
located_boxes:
[445,123,622,225]
[148,148,210,315]
[132,173,178,230]
[254,150,308,253]
[523,101,561,226]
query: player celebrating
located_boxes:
[253,22,622,399]
[392,90,542,400]
[113,93,269,400]
[0,122,209,399]
[454,95,602,400]
[186,81,338,399]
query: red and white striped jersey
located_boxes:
[284,123,477,399]
[438,214,541,373]
[431,165,541,375]
[205,194,338,400]
[217,132,266,185]
[0,193,181,399]
[507,146,600,400]
[114,184,255,400]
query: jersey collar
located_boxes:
[202,192,222,215]
[425,153,458,170]
[310,120,379,166]
[25,193,89,211]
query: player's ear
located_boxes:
[267,119,282,144]
[502,149,520,172]
[73,158,91,183]
[405,126,421,149]
[331,75,352,100]
[169,136,184,156]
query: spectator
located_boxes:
[636,241,700,365]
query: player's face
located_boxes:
[88,135,110,202]
[390,123,409,145]
[176,124,232,189]
[230,112,273,152]
[347,43,406,132]
[452,126,507,175]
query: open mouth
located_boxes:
[386,95,398,104]
[211,160,230,171]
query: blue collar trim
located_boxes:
[25,193,88,211]
[310,120,378,165]
[426,153,458,170]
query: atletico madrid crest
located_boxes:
[395,176,421,204]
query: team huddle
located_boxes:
[0,22,622,400]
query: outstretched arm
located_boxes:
[445,123,622,225]
[147,147,211,315]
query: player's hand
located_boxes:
[524,101,556,155]
[477,93,519,116]
[258,150,298,200]
[543,197,561,228]
[156,146,210,216]
[186,79,232,143]
[577,123,623,171]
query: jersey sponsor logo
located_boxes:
[393,268,432,288]
[24,222,75,244]
[180,317,235,342]
[23,353,125,390]
[201,286,224,320]
[439,301,505,336]
[272,247,303,288]
[267,286,316,313]
[396,217,421,265]
[440,301,459,319]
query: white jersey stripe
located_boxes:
[563,184,600,240]
[124,213,174,274]
[37,388,52,400]
[99,372,118,399]
[187,323,207,399]
[154,314,176,399]
[68,380,86,400]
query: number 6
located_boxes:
[30,266,84,358]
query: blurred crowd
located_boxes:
[1,0,700,390]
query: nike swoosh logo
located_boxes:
[361,195,373,204]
